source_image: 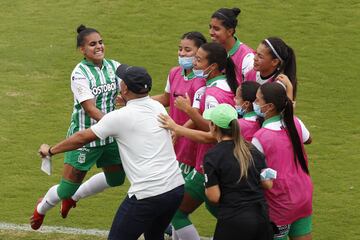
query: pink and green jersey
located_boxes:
[252,115,313,225]
[195,75,236,173]
[229,36,255,85]
[237,112,260,141]
[165,66,206,167]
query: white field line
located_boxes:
[0,222,211,240]
[0,222,108,236]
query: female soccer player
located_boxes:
[234,81,262,141]
[209,7,254,84]
[169,42,238,240]
[30,25,125,230]
[245,37,297,99]
[153,31,207,177]
[203,103,273,240]
[252,82,313,240]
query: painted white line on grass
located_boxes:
[0,222,211,240]
[0,222,108,236]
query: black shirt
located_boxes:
[204,140,267,219]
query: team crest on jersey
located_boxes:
[78,153,86,164]
[108,69,116,82]
[77,86,85,96]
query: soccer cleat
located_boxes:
[30,198,45,230]
[60,198,77,218]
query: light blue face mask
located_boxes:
[253,102,265,117]
[235,104,246,116]
[178,56,194,70]
[193,65,212,79]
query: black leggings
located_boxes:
[214,204,273,240]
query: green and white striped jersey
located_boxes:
[67,58,120,147]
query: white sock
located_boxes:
[37,185,61,215]
[172,226,179,240]
[71,172,110,201]
[175,224,201,240]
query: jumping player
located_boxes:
[30,25,125,229]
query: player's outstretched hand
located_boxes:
[38,144,51,158]
[158,114,178,131]
[158,114,179,145]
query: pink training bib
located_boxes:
[196,83,235,173]
[253,117,313,225]
[168,66,206,167]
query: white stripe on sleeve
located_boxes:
[297,118,310,143]
[164,75,170,93]
[242,52,255,76]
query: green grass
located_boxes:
[0,0,359,239]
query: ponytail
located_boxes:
[260,83,309,174]
[282,97,309,174]
[219,119,254,180]
[225,57,238,94]
[283,46,297,99]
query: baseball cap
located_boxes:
[203,103,238,129]
[116,64,152,94]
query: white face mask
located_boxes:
[193,65,213,79]
[178,56,194,70]
[235,103,246,116]
[253,102,267,117]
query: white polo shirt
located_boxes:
[91,96,184,199]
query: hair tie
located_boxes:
[265,39,283,62]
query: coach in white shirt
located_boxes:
[39,64,185,240]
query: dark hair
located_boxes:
[218,119,253,180]
[241,81,260,102]
[76,24,100,48]
[201,42,238,94]
[260,82,309,175]
[211,7,241,34]
[239,81,263,123]
[181,31,207,48]
[262,37,297,99]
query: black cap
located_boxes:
[116,64,152,94]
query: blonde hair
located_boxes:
[219,120,254,180]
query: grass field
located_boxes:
[0,0,359,239]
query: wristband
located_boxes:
[48,147,54,156]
